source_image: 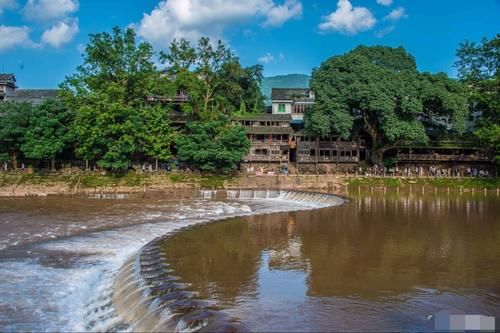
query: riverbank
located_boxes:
[0,171,499,197]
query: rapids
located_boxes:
[0,190,342,332]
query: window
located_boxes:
[279,103,286,113]
[254,149,268,155]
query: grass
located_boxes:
[2,170,498,191]
[347,177,500,189]
[168,173,233,188]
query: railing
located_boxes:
[397,154,491,162]
[245,154,288,162]
[250,140,289,145]
[298,156,360,163]
[298,142,360,149]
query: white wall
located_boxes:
[272,102,292,114]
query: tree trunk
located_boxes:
[371,148,385,167]
[85,159,89,171]
[155,158,159,172]
[11,152,18,169]
[51,158,56,172]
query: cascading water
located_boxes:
[0,190,342,332]
[108,190,343,332]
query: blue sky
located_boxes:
[0,0,498,88]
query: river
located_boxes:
[0,190,498,331]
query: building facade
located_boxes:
[236,88,494,175]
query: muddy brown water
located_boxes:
[161,191,500,332]
[0,190,498,332]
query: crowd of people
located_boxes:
[361,165,492,178]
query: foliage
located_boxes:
[307,45,469,165]
[21,99,73,168]
[138,105,176,169]
[61,27,172,171]
[176,119,250,174]
[455,35,499,163]
[0,102,33,166]
[455,34,499,123]
[160,37,264,118]
[474,124,500,164]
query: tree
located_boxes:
[21,99,73,170]
[61,27,171,171]
[176,119,250,174]
[306,46,468,165]
[160,38,264,118]
[455,35,499,163]
[0,102,32,168]
[139,105,176,171]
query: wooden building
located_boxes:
[235,88,370,174]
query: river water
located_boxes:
[0,190,498,332]
[161,190,500,332]
[0,190,334,332]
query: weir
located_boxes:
[109,190,343,332]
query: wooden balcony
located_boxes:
[245,154,289,162]
[298,141,361,149]
[297,156,360,163]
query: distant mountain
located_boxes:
[261,74,310,104]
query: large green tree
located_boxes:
[21,99,73,170]
[306,46,468,165]
[0,102,32,168]
[61,27,172,171]
[160,37,264,118]
[455,34,499,163]
[139,105,176,171]
[176,119,250,174]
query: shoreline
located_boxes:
[0,172,499,197]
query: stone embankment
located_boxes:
[1,171,498,197]
[0,173,347,197]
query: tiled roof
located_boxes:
[5,89,59,105]
[271,88,314,102]
[0,73,15,82]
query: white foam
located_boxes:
[0,192,342,332]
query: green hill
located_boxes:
[261,74,310,105]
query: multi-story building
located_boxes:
[236,88,494,175]
[235,88,369,174]
[271,88,315,122]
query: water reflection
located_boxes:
[163,191,500,331]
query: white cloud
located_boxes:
[376,0,392,6]
[375,25,394,38]
[23,0,79,21]
[279,52,285,60]
[384,6,407,21]
[0,0,17,15]
[258,52,274,64]
[319,0,376,35]
[135,0,303,49]
[0,25,37,50]
[41,19,79,48]
[262,0,302,27]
